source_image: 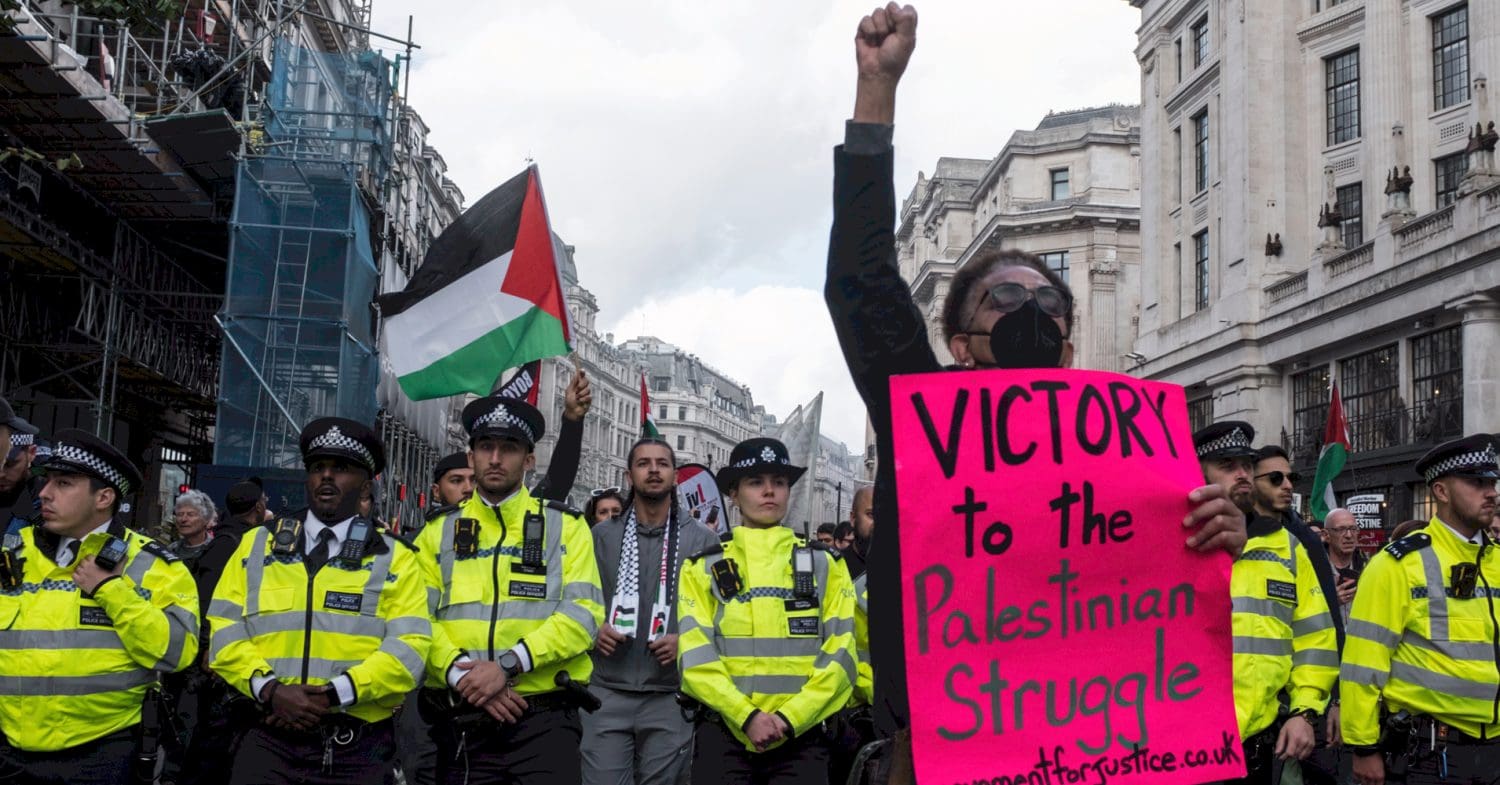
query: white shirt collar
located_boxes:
[303,511,355,555]
[475,485,522,510]
[1435,516,1484,545]
[58,519,114,566]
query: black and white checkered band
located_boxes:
[473,403,536,442]
[51,443,131,494]
[1195,427,1252,459]
[308,425,376,471]
[1424,445,1500,483]
[9,433,32,448]
[731,446,790,469]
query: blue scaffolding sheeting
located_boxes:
[214,39,393,469]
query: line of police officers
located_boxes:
[1195,421,1500,785]
[0,389,871,785]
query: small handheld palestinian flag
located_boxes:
[640,373,660,438]
[378,165,572,401]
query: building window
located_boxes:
[1325,48,1360,146]
[1413,484,1434,522]
[1336,183,1363,248]
[659,405,668,421]
[1435,152,1467,207]
[1188,396,1213,433]
[1173,127,1183,203]
[676,435,686,450]
[652,377,669,393]
[1193,231,1209,312]
[678,405,687,420]
[1411,326,1463,443]
[1340,345,1401,453]
[1191,16,1209,67]
[1050,168,1070,200]
[1039,251,1070,279]
[1433,5,1469,111]
[1192,111,1209,193]
[1175,39,1183,83]
[1291,366,1331,467]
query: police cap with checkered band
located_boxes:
[462,395,545,448]
[1192,420,1258,463]
[299,417,385,477]
[717,437,807,494]
[42,429,143,498]
[1415,434,1500,485]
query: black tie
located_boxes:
[57,541,77,568]
[305,529,337,574]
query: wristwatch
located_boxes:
[1290,708,1319,723]
[498,650,523,679]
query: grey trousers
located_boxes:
[580,685,693,785]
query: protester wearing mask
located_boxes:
[822,6,1248,778]
[582,438,717,785]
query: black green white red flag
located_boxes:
[378,165,571,401]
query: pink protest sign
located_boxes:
[890,368,1241,785]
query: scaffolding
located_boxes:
[214,38,388,469]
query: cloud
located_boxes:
[366,0,1142,449]
[603,285,867,450]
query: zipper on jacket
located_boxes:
[301,568,315,682]
[487,514,506,660]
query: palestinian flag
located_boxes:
[495,360,543,405]
[640,373,660,438]
[377,166,572,401]
[1310,382,1351,521]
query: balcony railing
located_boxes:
[1286,400,1463,467]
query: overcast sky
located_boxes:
[368,1,1142,450]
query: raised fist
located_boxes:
[855,3,918,84]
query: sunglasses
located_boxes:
[591,486,621,497]
[1255,471,1302,486]
[980,282,1072,319]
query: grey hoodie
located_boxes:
[590,504,720,693]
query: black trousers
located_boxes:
[429,706,581,785]
[0,728,136,785]
[1393,741,1500,785]
[229,719,395,785]
[691,719,829,785]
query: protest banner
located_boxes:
[676,463,727,534]
[890,368,1241,785]
[1345,493,1388,552]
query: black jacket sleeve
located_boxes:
[534,415,583,502]
[823,140,941,423]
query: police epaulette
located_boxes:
[380,527,420,553]
[426,504,458,522]
[1383,533,1432,560]
[544,499,583,517]
[142,541,180,562]
[686,543,724,562]
[809,541,844,560]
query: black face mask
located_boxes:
[984,299,1065,369]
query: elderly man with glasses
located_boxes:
[1321,508,1367,614]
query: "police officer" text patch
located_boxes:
[79,606,112,627]
[324,591,362,613]
[788,617,819,636]
[509,581,546,600]
[1266,580,1298,603]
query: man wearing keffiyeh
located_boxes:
[582,438,719,785]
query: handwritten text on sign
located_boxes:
[890,370,1241,785]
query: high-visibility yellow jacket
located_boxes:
[677,525,857,751]
[1230,522,1339,738]
[207,517,432,724]
[1341,519,1500,746]
[417,487,603,696]
[0,523,199,751]
[852,570,872,707]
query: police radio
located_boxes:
[0,548,21,591]
[792,546,816,600]
[454,518,479,558]
[272,518,303,557]
[339,519,372,567]
[95,536,130,573]
[521,509,545,568]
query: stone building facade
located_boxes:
[1128,0,1499,522]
